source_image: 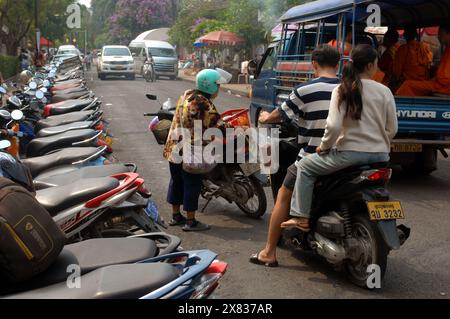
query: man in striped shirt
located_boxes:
[250,45,340,267]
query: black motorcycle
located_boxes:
[271,122,411,288]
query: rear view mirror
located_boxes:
[132,52,136,57]
[0,87,6,94]
[11,110,24,121]
[43,80,50,87]
[97,52,102,57]
[29,81,38,90]
[146,94,157,101]
[35,90,45,100]
[0,140,12,150]
[0,110,11,120]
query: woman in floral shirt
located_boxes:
[164,68,232,231]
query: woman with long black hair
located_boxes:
[282,44,398,231]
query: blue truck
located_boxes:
[249,0,450,174]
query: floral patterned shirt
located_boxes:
[163,90,222,163]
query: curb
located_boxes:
[179,76,251,99]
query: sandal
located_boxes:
[169,213,187,227]
[249,253,279,268]
[281,218,311,232]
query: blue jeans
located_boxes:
[290,150,390,218]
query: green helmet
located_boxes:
[196,68,232,95]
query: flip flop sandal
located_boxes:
[281,219,311,232]
[249,253,279,268]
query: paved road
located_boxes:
[89,73,450,299]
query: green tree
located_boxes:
[89,0,118,48]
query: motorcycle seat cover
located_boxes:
[46,99,93,116]
[34,165,130,190]
[37,110,96,129]
[22,147,101,177]
[37,121,94,137]
[51,92,89,103]
[36,177,119,215]
[26,129,98,157]
[4,263,179,299]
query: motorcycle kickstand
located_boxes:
[201,189,219,213]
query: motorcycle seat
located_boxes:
[37,121,95,137]
[51,92,90,103]
[34,164,130,190]
[22,147,102,177]
[26,129,99,158]
[0,238,158,294]
[36,177,120,216]
[53,87,88,95]
[37,110,97,130]
[46,98,93,115]
[3,263,179,299]
[53,79,83,85]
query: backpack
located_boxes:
[0,177,66,283]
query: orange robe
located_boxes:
[393,40,432,82]
[328,39,352,57]
[374,44,399,85]
[396,46,450,96]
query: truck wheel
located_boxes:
[402,147,437,175]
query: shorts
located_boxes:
[282,163,298,191]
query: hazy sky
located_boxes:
[78,0,91,7]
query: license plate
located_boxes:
[367,201,405,221]
[114,66,125,70]
[392,143,423,153]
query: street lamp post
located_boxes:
[35,0,40,63]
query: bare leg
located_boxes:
[172,205,181,215]
[258,186,293,263]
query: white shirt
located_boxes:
[320,79,398,153]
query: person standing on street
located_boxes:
[19,49,30,71]
[163,68,232,231]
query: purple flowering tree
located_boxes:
[109,0,174,44]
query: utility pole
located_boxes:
[35,0,40,63]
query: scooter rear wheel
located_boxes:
[344,214,389,289]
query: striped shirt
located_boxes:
[278,77,340,158]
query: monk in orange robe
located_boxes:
[393,26,433,86]
[374,29,400,85]
[397,25,450,96]
[328,30,353,57]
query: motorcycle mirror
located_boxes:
[0,140,11,150]
[43,80,50,87]
[41,87,48,93]
[8,96,22,108]
[29,81,38,90]
[146,94,158,101]
[0,87,6,94]
[35,90,45,100]
[0,110,11,120]
[11,110,24,121]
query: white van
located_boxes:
[129,40,178,80]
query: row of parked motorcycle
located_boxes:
[0,56,227,299]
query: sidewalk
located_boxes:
[178,72,252,99]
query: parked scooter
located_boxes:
[144,94,267,218]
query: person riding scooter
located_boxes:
[282,44,398,231]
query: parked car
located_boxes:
[129,40,178,80]
[97,45,135,80]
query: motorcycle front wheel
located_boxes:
[235,175,267,219]
[344,214,389,289]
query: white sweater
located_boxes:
[320,79,398,153]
